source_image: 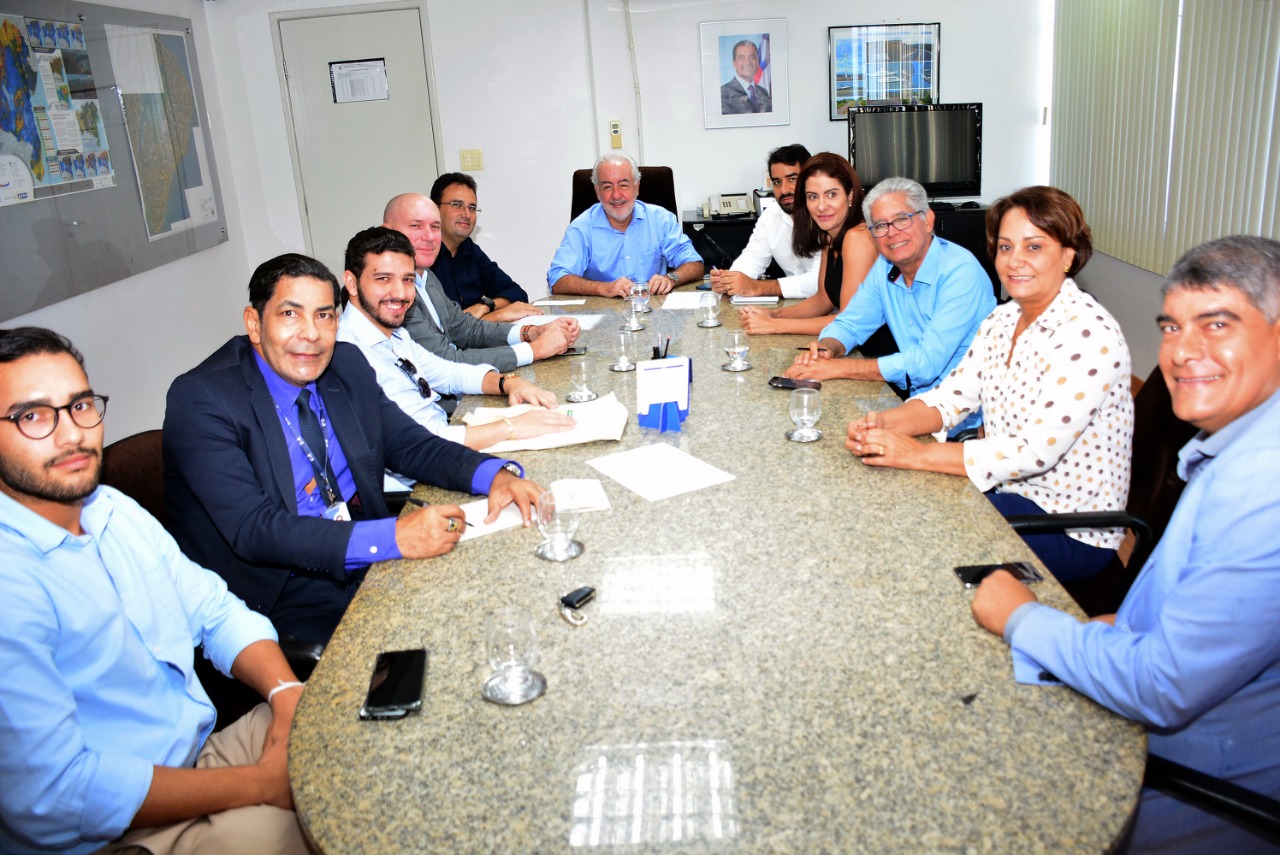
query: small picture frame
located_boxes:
[699,19,789,129]
[828,23,940,121]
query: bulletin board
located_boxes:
[0,0,226,321]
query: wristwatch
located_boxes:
[500,462,523,478]
[479,296,496,311]
[668,270,681,287]
[497,371,519,395]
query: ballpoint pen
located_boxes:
[406,496,474,526]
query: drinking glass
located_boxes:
[610,331,636,372]
[534,490,583,561]
[786,388,823,442]
[620,295,645,331]
[721,331,750,371]
[697,291,722,328]
[565,358,598,403]
[631,280,652,314]
[481,606,546,705]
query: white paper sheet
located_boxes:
[635,357,690,417]
[463,392,628,453]
[548,478,612,512]
[660,292,709,310]
[517,314,604,330]
[585,443,734,502]
[729,295,779,305]
[457,498,526,542]
[533,298,587,306]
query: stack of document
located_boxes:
[729,295,779,306]
[463,392,628,453]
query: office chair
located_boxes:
[1004,365,1198,616]
[100,429,323,728]
[570,165,679,220]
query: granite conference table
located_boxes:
[289,294,1145,853]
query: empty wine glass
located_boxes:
[534,490,583,561]
[786,387,823,442]
[620,294,645,331]
[610,331,636,372]
[481,606,546,705]
[722,331,751,371]
[565,358,598,403]
[697,291,722,328]
[631,280,652,314]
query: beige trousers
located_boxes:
[96,704,316,855]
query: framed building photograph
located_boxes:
[699,19,789,129]
[828,23,940,120]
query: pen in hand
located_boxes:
[406,496,474,526]
[796,346,830,353]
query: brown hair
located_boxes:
[986,185,1093,276]
[791,153,866,259]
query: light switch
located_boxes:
[460,149,483,170]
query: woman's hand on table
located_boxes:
[738,307,779,334]
[845,424,920,468]
[971,570,1039,638]
[511,409,576,439]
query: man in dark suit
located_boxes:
[164,253,543,644]
[721,39,771,114]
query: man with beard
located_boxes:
[709,144,819,299]
[337,227,574,482]
[0,327,312,854]
[547,153,703,297]
[164,253,544,644]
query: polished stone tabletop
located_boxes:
[289,293,1145,853]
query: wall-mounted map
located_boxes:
[105,24,216,240]
[0,13,114,207]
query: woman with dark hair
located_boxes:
[738,153,878,337]
[847,186,1134,583]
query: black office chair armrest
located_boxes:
[280,639,324,682]
[1005,511,1153,564]
[1145,754,1280,839]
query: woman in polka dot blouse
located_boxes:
[846,186,1134,582]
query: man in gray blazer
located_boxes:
[383,193,580,376]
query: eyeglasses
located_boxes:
[442,200,481,214]
[395,358,433,399]
[2,394,109,440]
[870,211,926,238]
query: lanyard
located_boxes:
[274,399,339,506]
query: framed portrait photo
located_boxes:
[699,19,789,129]
[828,23,940,120]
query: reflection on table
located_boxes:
[289,295,1145,853]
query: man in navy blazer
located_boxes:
[164,253,542,644]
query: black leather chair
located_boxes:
[1005,365,1198,616]
[570,165,678,220]
[100,430,323,728]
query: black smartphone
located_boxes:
[953,561,1044,589]
[359,648,427,720]
[564,346,588,356]
[696,282,713,291]
[768,376,822,391]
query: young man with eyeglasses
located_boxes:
[430,172,542,323]
[0,327,313,854]
[789,176,994,434]
[338,227,573,483]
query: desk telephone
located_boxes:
[701,192,756,218]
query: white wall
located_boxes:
[8,0,1053,442]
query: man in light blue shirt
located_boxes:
[337,227,574,485]
[789,177,995,434]
[972,235,1280,852]
[0,327,310,854]
[547,153,704,298]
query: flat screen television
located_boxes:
[847,103,982,199]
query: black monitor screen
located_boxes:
[848,104,981,198]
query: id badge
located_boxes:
[324,500,352,522]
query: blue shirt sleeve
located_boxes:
[548,214,593,290]
[345,518,402,567]
[472,458,522,494]
[819,276,888,352]
[470,241,529,304]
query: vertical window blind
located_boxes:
[1052,0,1280,275]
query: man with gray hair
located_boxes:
[972,234,1280,851]
[547,153,703,297]
[790,176,994,432]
